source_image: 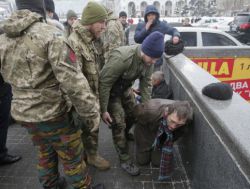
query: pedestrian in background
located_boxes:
[102,7,125,65]
[44,0,64,30]
[119,11,130,45]
[151,71,172,99]
[134,4,180,70]
[182,17,192,27]
[134,5,180,44]
[63,10,78,37]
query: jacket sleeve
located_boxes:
[134,22,150,44]
[139,65,153,102]
[162,22,180,37]
[99,50,129,113]
[48,36,100,127]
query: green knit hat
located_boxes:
[67,10,77,20]
[81,1,108,25]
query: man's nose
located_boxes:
[102,22,106,29]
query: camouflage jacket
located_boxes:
[101,17,125,63]
[63,22,72,38]
[68,21,101,97]
[99,45,153,113]
[0,10,100,125]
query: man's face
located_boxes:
[47,11,54,19]
[68,17,77,26]
[147,13,157,22]
[119,16,127,25]
[151,78,160,86]
[142,53,160,66]
[89,20,106,39]
[167,112,187,131]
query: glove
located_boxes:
[164,39,184,56]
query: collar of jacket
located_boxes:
[73,20,94,44]
[135,45,144,64]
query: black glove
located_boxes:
[164,39,184,56]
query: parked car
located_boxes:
[191,17,227,27]
[208,19,233,32]
[229,12,250,44]
[164,27,250,102]
[165,27,244,48]
[230,12,250,33]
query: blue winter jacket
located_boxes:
[134,5,180,44]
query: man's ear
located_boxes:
[163,107,168,118]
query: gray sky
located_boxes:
[54,0,102,16]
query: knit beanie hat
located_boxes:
[81,1,108,25]
[67,10,77,20]
[202,82,233,100]
[15,0,45,17]
[44,0,55,12]
[119,11,127,18]
[141,31,164,58]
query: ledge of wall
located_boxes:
[162,53,250,189]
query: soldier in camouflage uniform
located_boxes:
[63,10,78,38]
[99,31,165,176]
[0,0,103,188]
[68,1,110,170]
[101,8,136,141]
[101,8,125,64]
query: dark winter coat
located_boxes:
[134,5,180,44]
[151,81,172,99]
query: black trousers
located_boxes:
[0,84,12,159]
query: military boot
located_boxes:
[57,176,67,189]
[120,160,140,176]
[44,177,67,189]
[87,154,110,170]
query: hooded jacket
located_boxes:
[134,5,180,44]
[0,10,99,125]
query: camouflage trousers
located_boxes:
[22,114,90,189]
[71,110,99,156]
[108,88,136,162]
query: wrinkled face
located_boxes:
[68,17,77,26]
[166,112,187,131]
[151,77,160,86]
[89,20,106,39]
[147,13,157,22]
[119,16,127,25]
[142,53,160,66]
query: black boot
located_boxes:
[0,154,21,166]
[57,176,67,189]
[120,160,140,176]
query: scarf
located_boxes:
[152,117,173,181]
